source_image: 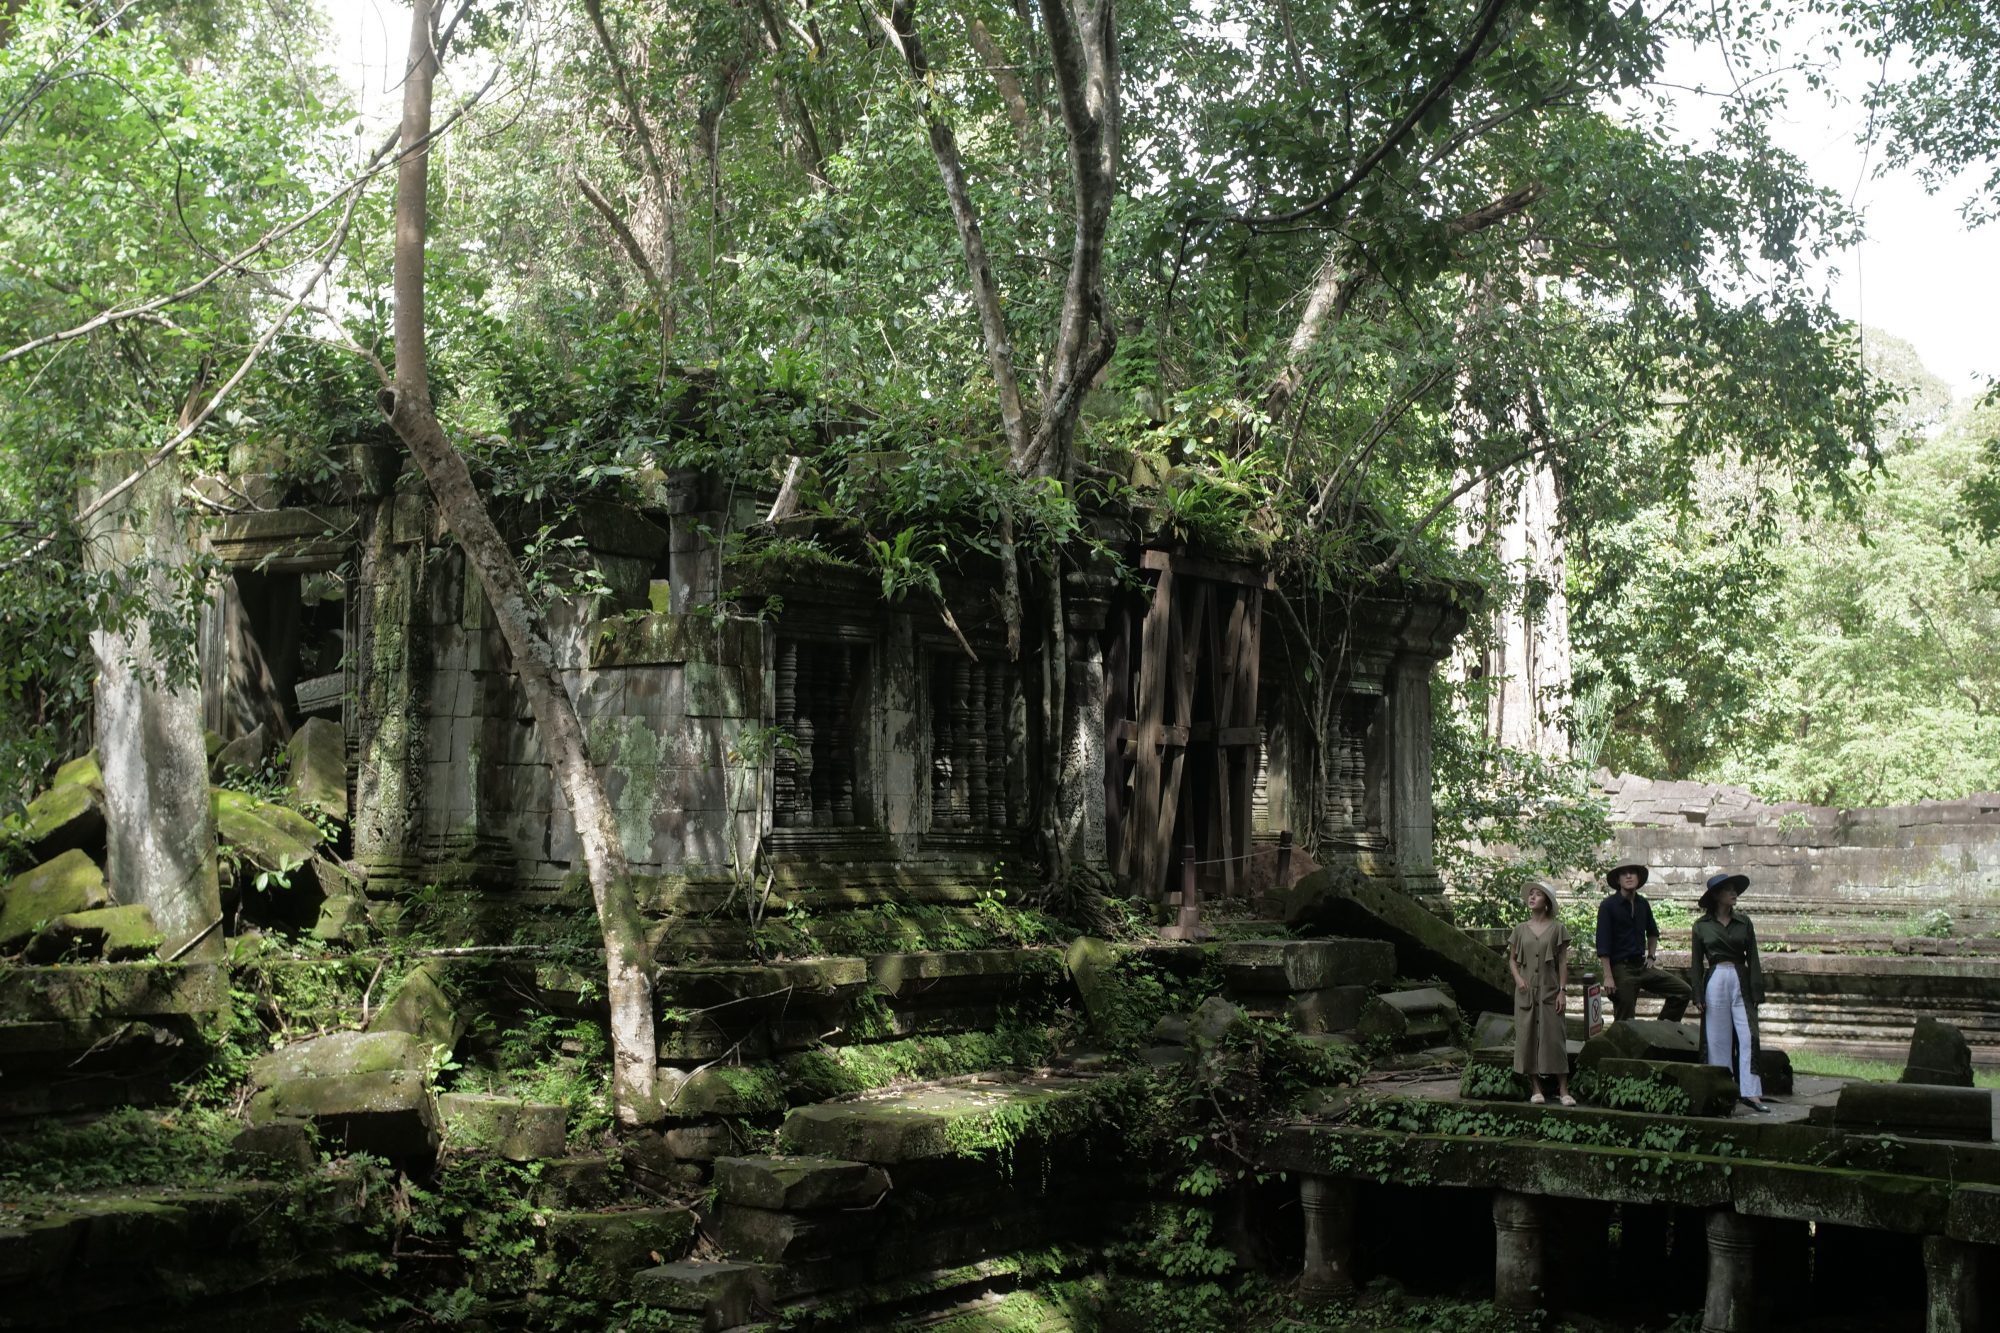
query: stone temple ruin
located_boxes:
[2,454,1997,1331]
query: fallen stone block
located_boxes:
[1378,987,1458,1041]
[0,850,110,949]
[712,1204,882,1264]
[630,1260,764,1329]
[870,948,1048,998]
[438,1092,567,1161]
[287,716,348,822]
[1587,1058,1740,1117]
[663,1122,737,1162]
[1901,1017,1975,1088]
[1578,1019,1702,1067]
[365,961,462,1050]
[543,1208,697,1300]
[211,724,268,779]
[246,1029,438,1158]
[247,1069,438,1158]
[1284,985,1369,1036]
[1217,938,1394,992]
[311,893,369,944]
[213,788,323,877]
[51,751,102,794]
[1274,867,1513,1012]
[713,1156,889,1211]
[533,1155,619,1210]
[778,1076,1100,1165]
[1,781,104,862]
[1832,1082,1994,1142]
[1471,1011,1515,1050]
[1755,1048,1793,1097]
[26,904,161,962]
[226,1120,317,1175]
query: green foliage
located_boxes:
[456,1010,614,1146]
[1431,686,1612,929]
[1458,1059,1525,1102]
[0,1106,236,1200]
[1569,1068,1692,1116]
[781,1025,1055,1102]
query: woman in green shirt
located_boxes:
[1690,872,1771,1112]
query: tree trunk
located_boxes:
[382,0,658,1122]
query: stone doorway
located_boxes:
[1104,550,1265,906]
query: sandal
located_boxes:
[1529,1092,1546,1104]
[1558,1094,1577,1107]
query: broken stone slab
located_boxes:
[0,780,104,862]
[364,960,462,1050]
[1755,1049,1794,1097]
[1216,938,1394,992]
[213,789,323,876]
[0,960,225,1023]
[438,1092,568,1161]
[1901,1017,1976,1088]
[1588,1058,1740,1117]
[1472,1011,1515,1050]
[311,894,369,944]
[211,724,268,779]
[1578,1019,1703,1067]
[777,1076,1101,1165]
[712,1156,890,1211]
[287,716,347,822]
[660,1066,786,1119]
[0,849,110,949]
[25,904,161,963]
[250,1030,434,1085]
[630,1260,764,1329]
[1283,985,1369,1036]
[542,1208,697,1300]
[225,1120,317,1175]
[869,948,1051,997]
[1190,995,1248,1048]
[51,751,103,793]
[662,1122,738,1162]
[712,1204,883,1264]
[246,1068,438,1159]
[533,1156,619,1210]
[1275,866,1513,1012]
[1065,935,1122,1034]
[1831,1082,1994,1142]
[1375,987,1459,1042]
[655,958,868,1011]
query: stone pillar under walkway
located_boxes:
[1924,1235,1990,1333]
[1297,1175,1356,1301]
[1703,1209,1759,1333]
[1493,1190,1549,1312]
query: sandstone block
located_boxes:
[1218,938,1396,992]
[1578,1019,1702,1066]
[365,961,463,1051]
[712,1156,889,1211]
[288,717,348,822]
[1832,1082,1993,1142]
[438,1092,568,1161]
[1,781,104,861]
[247,1069,438,1158]
[712,1204,881,1264]
[630,1260,763,1328]
[543,1208,696,1300]
[1588,1058,1740,1117]
[0,850,109,949]
[1901,1017,1976,1088]
[26,904,161,962]
[226,1120,317,1174]
[213,789,323,876]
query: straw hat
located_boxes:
[1523,879,1561,915]
[1605,863,1649,890]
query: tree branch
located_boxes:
[576,172,669,308]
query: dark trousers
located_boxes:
[1609,959,1692,1022]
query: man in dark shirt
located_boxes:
[1595,864,1692,1022]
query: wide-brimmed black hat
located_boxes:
[1605,863,1649,890]
[1698,872,1750,913]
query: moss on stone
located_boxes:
[213,789,323,875]
[26,904,162,962]
[778,1028,1056,1103]
[0,849,110,949]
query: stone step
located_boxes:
[629,1260,765,1328]
[1215,938,1394,992]
[1356,986,1460,1049]
[776,1074,1104,1165]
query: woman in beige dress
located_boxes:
[1510,879,1574,1105]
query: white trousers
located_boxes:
[1704,962,1763,1099]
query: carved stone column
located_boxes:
[1492,1191,1549,1312]
[1702,1209,1759,1333]
[1923,1234,1990,1333]
[351,492,431,890]
[1297,1175,1356,1302]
